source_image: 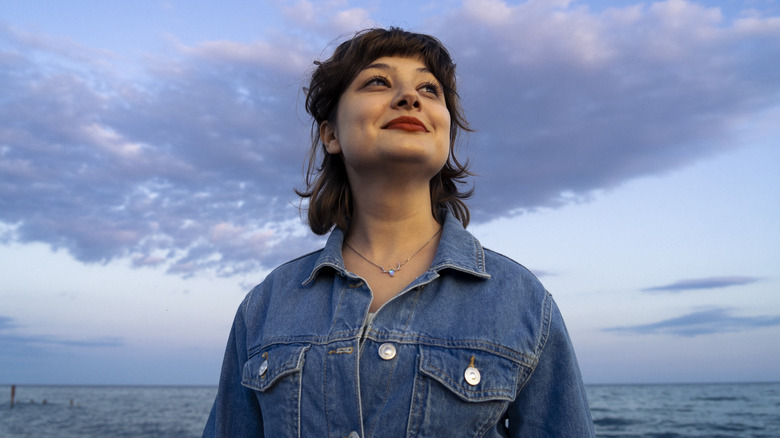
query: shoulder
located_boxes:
[482,247,547,295]
[480,248,554,337]
[483,247,539,276]
[480,249,575,354]
[236,247,332,340]
[240,248,324,308]
[267,248,324,281]
[430,245,556,360]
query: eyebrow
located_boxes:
[361,62,432,75]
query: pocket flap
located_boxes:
[419,346,520,402]
[242,344,308,392]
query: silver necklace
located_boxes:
[344,227,442,278]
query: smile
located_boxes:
[382,116,428,132]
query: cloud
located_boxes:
[604,307,780,336]
[0,315,17,331]
[642,276,762,292]
[0,315,124,353]
[0,21,324,275]
[280,0,378,36]
[437,0,780,217]
[1,1,779,276]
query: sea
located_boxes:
[1,382,778,437]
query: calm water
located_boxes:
[587,382,780,438]
[1,385,216,438]
[1,383,779,437]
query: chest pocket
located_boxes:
[408,345,527,437]
[241,344,309,437]
[242,344,308,391]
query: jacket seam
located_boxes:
[514,290,552,396]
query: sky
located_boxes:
[1,0,778,385]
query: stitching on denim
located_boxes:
[535,291,553,358]
[473,235,486,272]
[427,233,490,278]
[328,280,348,336]
[364,286,424,437]
[296,348,305,438]
[302,259,353,286]
[421,362,514,401]
[419,348,517,400]
[365,342,399,438]
[353,338,365,438]
[243,345,309,390]
[474,399,507,437]
[515,292,552,395]
[404,286,424,327]
[362,334,535,365]
[256,334,537,368]
[253,334,361,353]
[323,344,332,438]
[406,353,426,437]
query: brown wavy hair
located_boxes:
[298,27,473,235]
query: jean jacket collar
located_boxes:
[303,210,490,286]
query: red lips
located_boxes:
[383,116,427,132]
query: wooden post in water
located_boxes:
[10,385,15,408]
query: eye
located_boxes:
[419,81,443,97]
[362,75,390,88]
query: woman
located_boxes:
[203,28,595,437]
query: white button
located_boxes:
[259,360,268,377]
[378,343,396,360]
[348,432,360,438]
[464,366,481,386]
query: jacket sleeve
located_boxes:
[507,296,595,437]
[203,301,264,437]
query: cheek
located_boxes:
[435,102,452,130]
[437,110,452,147]
[334,102,372,141]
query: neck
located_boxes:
[345,179,442,261]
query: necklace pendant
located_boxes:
[345,228,440,280]
[382,263,401,278]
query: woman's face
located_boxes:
[320,56,451,182]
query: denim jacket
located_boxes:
[203,212,595,437]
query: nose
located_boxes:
[392,84,420,110]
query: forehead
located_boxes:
[358,55,433,75]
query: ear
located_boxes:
[319,121,341,154]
